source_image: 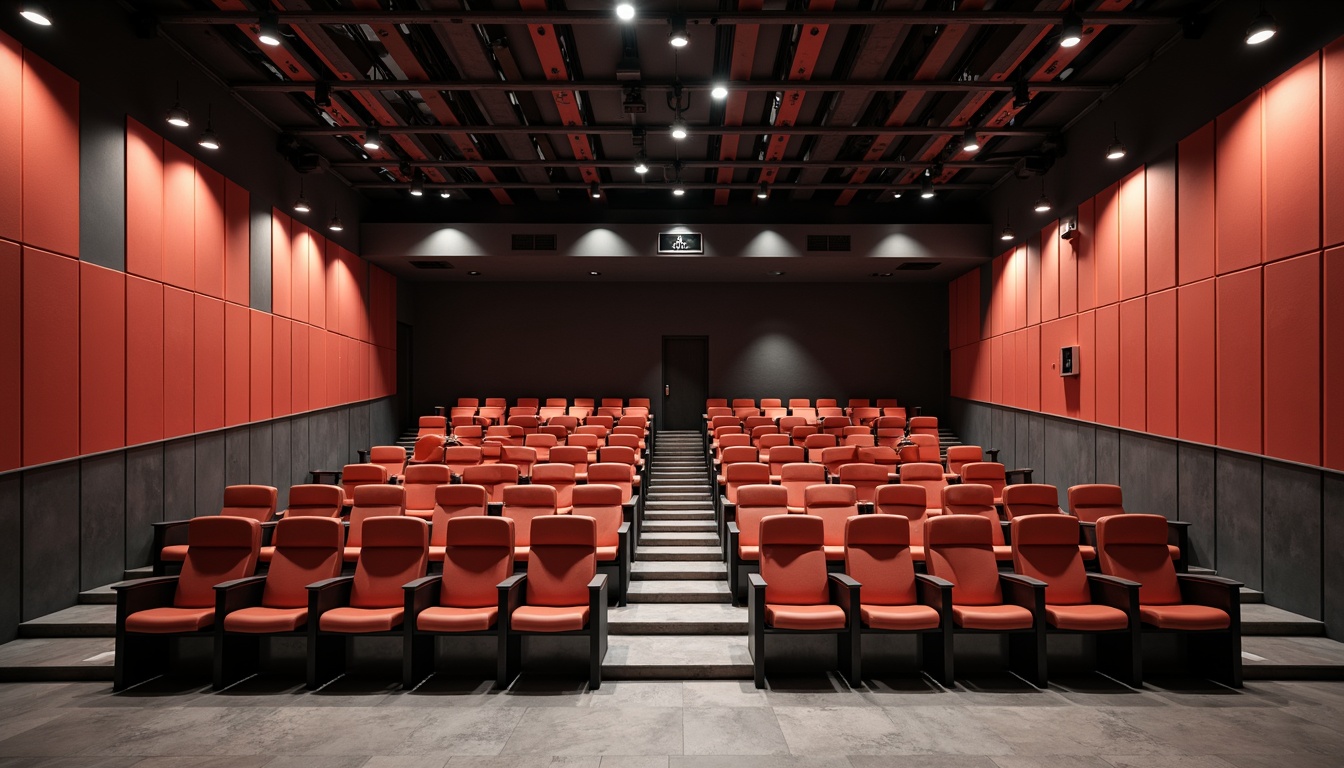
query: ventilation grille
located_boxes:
[895,261,940,271]
[409,260,453,270]
[511,233,558,251]
[806,234,851,252]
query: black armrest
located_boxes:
[1005,468,1034,484]
[403,574,442,626]
[150,519,193,533]
[1000,519,1013,545]
[999,573,1048,615]
[722,499,736,523]
[213,574,268,618]
[1087,572,1141,615]
[748,573,767,590]
[150,519,192,565]
[985,449,1000,463]
[499,572,526,620]
[306,575,354,620]
[1178,574,1242,614]
[859,502,874,515]
[621,499,636,525]
[113,576,180,617]
[588,573,609,625]
[915,574,953,613]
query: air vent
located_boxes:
[895,261,940,271]
[511,233,558,251]
[409,260,453,270]
[806,235,851,252]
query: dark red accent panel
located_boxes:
[194,295,225,433]
[271,317,291,417]
[1118,169,1146,300]
[1145,289,1178,439]
[1041,222,1059,321]
[162,144,195,290]
[1326,247,1344,470]
[309,231,327,330]
[80,263,125,455]
[1264,55,1321,263]
[1015,330,1030,409]
[249,310,272,423]
[1094,303,1120,427]
[961,271,980,347]
[162,287,195,438]
[990,256,1004,339]
[1077,310,1096,422]
[21,51,79,259]
[291,321,309,413]
[22,248,79,465]
[379,346,396,399]
[1118,298,1146,432]
[1216,268,1262,453]
[0,241,20,471]
[1072,198,1093,312]
[271,210,291,318]
[328,330,343,407]
[1215,93,1263,275]
[1013,245,1028,331]
[1146,152,1177,292]
[225,180,250,306]
[0,32,22,244]
[1177,123,1217,284]
[974,340,990,403]
[1093,183,1120,307]
[194,162,226,299]
[1327,41,1344,249]
[1177,279,1217,444]
[125,276,164,446]
[125,118,164,282]
[1025,325,1040,412]
[308,325,325,411]
[224,302,250,428]
[360,342,371,402]
[290,224,309,324]
[1263,253,1321,465]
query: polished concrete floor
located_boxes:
[1,674,1343,768]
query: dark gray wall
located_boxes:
[410,282,948,423]
[0,398,398,643]
[949,398,1341,640]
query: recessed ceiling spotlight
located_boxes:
[1059,11,1084,48]
[362,126,382,151]
[670,118,689,140]
[1245,6,1276,45]
[767,271,785,276]
[467,270,482,276]
[668,16,689,48]
[1106,123,1127,160]
[615,3,635,21]
[870,272,894,277]
[711,84,729,100]
[19,3,51,25]
[258,14,283,46]
[961,127,980,153]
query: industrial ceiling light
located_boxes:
[590,182,602,199]
[1000,220,1015,241]
[961,127,981,153]
[589,271,602,276]
[165,83,190,128]
[756,183,769,200]
[920,170,935,199]
[1245,5,1276,45]
[257,14,283,46]
[1105,123,1127,160]
[670,117,689,140]
[634,152,650,174]
[668,16,689,48]
[1059,11,1084,48]
[892,191,902,199]
[409,173,425,197]
[361,126,382,151]
[197,105,220,150]
[439,189,451,199]
[615,2,635,21]
[19,3,51,25]
[1034,192,1053,213]
[292,181,311,213]
[467,270,482,276]
[767,271,785,276]
[327,212,344,232]
[711,84,729,100]
[672,182,686,197]
[1012,80,1031,109]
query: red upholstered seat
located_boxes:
[501,484,558,561]
[369,446,407,480]
[802,483,858,561]
[500,445,539,477]
[1137,604,1230,631]
[342,484,407,562]
[759,514,847,630]
[428,484,490,560]
[531,463,577,512]
[1002,483,1064,519]
[259,484,343,562]
[942,484,1011,561]
[960,462,1007,503]
[1096,514,1230,631]
[766,446,805,479]
[766,604,846,630]
[779,463,825,513]
[159,485,278,563]
[586,463,635,502]
[548,446,589,482]
[952,604,1034,630]
[844,514,940,632]
[225,516,343,633]
[571,484,625,562]
[925,515,1032,631]
[837,463,888,503]
[861,604,940,631]
[723,462,770,505]
[461,463,520,502]
[511,515,598,632]
[403,464,451,520]
[341,463,389,505]
[321,606,405,633]
[126,516,260,634]
[1068,484,1124,523]
[320,516,428,634]
[1011,514,1127,632]
[900,462,948,512]
[734,485,788,561]
[418,416,448,438]
[419,516,514,632]
[944,445,983,476]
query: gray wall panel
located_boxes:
[272,419,293,503]
[1095,428,1121,485]
[194,434,227,516]
[1325,475,1344,639]
[310,412,339,475]
[1216,451,1263,590]
[249,424,274,495]
[1014,412,1030,476]
[1025,414,1045,482]
[992,408,1016,469]
[335,411,350,467]
[1177,443,1217,569]
[349,404,371,466]
[372,398,399,446]
[290,416,311,488]
[1262,462,1323,620]
[225,430,250,488]
[0,476,20,642]
[22,464,80,621]
[124,445,164,568]
[1119,432,1178,519]
[79,454,125,591]
[78,92,126,270]
[163,439,196,520]
[249,201,272,313]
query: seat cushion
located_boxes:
[861,603,940,631]
[1045,604,1129,632]
[159,544,189,563]
[596,545,619,562]
[952,604,1034,630]
[319,606,404,633]
[125,607,215,633]
[1139,604,1230,631]
[223,606,308,633]
[418,606,498,633]
[823,545,845,561]
[765,603,846,630]
[511,605,590,632]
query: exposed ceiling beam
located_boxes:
[354,181,987,191]
[160,11,1181,27]
[329,158,1014,170]
[290,125,1055,137]
[232,78,1112,94]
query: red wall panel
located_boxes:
[1014,330,1030,409]
[271,210,291,318]
[1013,245,1028,331]
[193,295,225,433]
[1118,169,1146,300]
[1178,123,1217,284]
[974,340,991,402]
[1327,41,1344,249]
[22,248,79,465]
[1094,304,1120,426]
[0,242,18,470]
[1215,93,1263,274]
[1040,222,1059,321]
[1264,55,1321,263]
[1040,316,1077,417]
[291,322,309,413]
[325,242,341,335]
[1093,183,1120,307]
[1145,289,1178,438]
[249,311,272,423]
[80,263,125,455]
[162,287,195,438]
[1326,247,1344,469]
[224,180,250,306]
[1216,268,1263,453]
[0,32,20,244]
[1025,325,1040,412]
[1118,298,1146,432]
[21,51,78,259]
[379,347,396,399]
[990,256,1004,338]
[290,224,309,324]
[991,334,1004,404]
[961,271,980,347]
[1005,331,1020,407]
[1026,237,1041,327]
[194,162,226,299]
[308,325,325,411]
[328,330,343,407]
[224,302,250,428]
[125,276,164,445]
[162,144,195,290]
[1146,152,1177,293]
[271,317,291,417]
[1074,198,1094,311]
[1263,253,1321,465]
[1077,310,1095,422]
[1177,279,1217,444]
[309,232,327,330]
[125,118,164,281]
[360,342,370,402]
[948,279,959,349]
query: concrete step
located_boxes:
[639,532,719,547]
[602,635,750,680]
[635,546,723,562]
[646,494,713,503]
[626,580,732,604]
[643,509,715,520]
[1242,636,1344,680]
[644,500,714,511]
[0,638,115,682]
[1241,604,1326,637]
[647,478,707,487]
[609,603,746,635]
[1241,587,1265,604]
[121,566,153,581]
[18,605,116,638]
[631,561,728,580]
[78,585,117,605]
[641,520,717,533]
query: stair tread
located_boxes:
[0,637,116,679]
[632,561,727,576]
[601,635,750,679]
[1242,636,1344,677]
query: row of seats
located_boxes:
[705,398,906,424]
[448,397,653,426]
[115,514,610,692]
[746,511,1241,689]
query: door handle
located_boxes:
[664,384,670,396]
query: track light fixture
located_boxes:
[615,2,635,21]
[409,173,425,197]
[197,105,220,150]
[1001,211,1015,241]
[668,16,689,48]
[892,191,902,199]
[165,83,190,128]
[672,183,686,197]
[590,182,602,199]
[920,170,935,199]
[756,183,769,200]
[257,14,282,46]
[1059,11,1084,48]
[1034,189,1052,213]
[961,127,980,153]
[292,181,311,213]
[670,117,689,140]
[634,152,650,175]
[19,3,51,25]
[1106,123,1127,160]
[362,126,382,151]
[1245,5,1276,45]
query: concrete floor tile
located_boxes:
[596,758,667,768]
[393,708,526,757]
[680,682,767,708]
[668,758,851,768]
[500,708,683,756]
[261,759,370,768]
[360,758,450,768]
[444,759,596,768]
[847,756,999,768]
[131,759,272,768]
[681,708,787,756]
[880,705,1015,756]
[588,683,683,709]
[988,759,1111,768]
[761,674,869,707]
[976,707,1169,756]
[1099,758,1237,768]
[1112,707,1344,757]
[1215,756,1344,768]
[771,707,909,755]
[0,760,146,768]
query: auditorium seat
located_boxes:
[801,483,860,561]
[803,432,837,455]
[524,433,557,462]
[457,397,480,409]
[501,483,559,562]
[339,464,388,507]
[942,484,1012,562]
[507,414,540,434]
[779,462,826,514]
[517,397,540,409]
[816,398,838,408]
[501,515,609,689]
[567,433,603,463]
[726,484,788,603]
[259,485,343,563]
[756,433,790,456]
[766,445,805,481]
[452,425,484,447]
[909,433,941,463]
[538,404,566,421]
[874,416,906,449]
[876,398,899,409]
[369,446,408,481]
[343,484,407,563]
[1001,484,1065,519]
[790,406,818,425]
[821,416,852,437]
[817,406,844,419]
[857,445,900,473]
[429,484,491,562]
[443,445,484,476]
[548,415,580,433]
[899,462,948,513]
[790,425,819,445]
[1068,484,1189,571]
[819,445,859,477]
[152,484,277,574]
[872,483,937,563]
[548,445,590,482]
[944,445,983,477]
[716,445,759,489]
[408,435,446,465]
[576,424,609,440]
[838,463,889,504]
[748,514,860,688]
[499,445,539,478]
[418,416,448,438]
[1097,514,1242,686]
[720,462,771,544]
[851,407,881,426]
[405,515,515,689]
[842,434,876,448]
[777,415,807,435]
[908,416,938,437]
[959,462,1008,504]
[760,398,787,419]
[213,516,344,689]
[402,464,451,520]
[309,516,429,689]
[114,516,260,691]
[923,514,1046,687]
[585,415,616,431]
[462,464,521,506]
[572,483,632,606]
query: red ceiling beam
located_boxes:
[714,0,763,205]
[757,0,836,188]
[517,0,601,190]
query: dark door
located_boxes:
[662,336,708,431]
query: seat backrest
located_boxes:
[745,417,775,432]
[759,514,828,606]
[411,434,447,463]
[501,484,558,548]
[460,463,520,502]
[456,397,480,409]
[538,406,566,421]
[791,407,818,423]
[526,515,597,608]
[720,445,758,467]
[875,398,899,408]
[341,463,388,501]
[586,462,634,499]
[531,463,577,509]
[499,445,539,475]
[368,446,407,478]
[506,414,540,432]
[350,516,428,609]
[944,445,983,475]
[600,397,623,408]
[767,445,805,475]
[567,433,602,452]
[731,398,756,409]
[431,484,490,545]
[908,416,938,435]
[1001,484,1063,519]
[1011,514,1090,605]
[283,484,345,518]
[847,398,870,409]
[924,515,1002,606]
[605,434,641,452]
[760,398,782,408]
[548,415,579,432]
[545,397,568,408]
[803,433,837,450]
[779,462,826,508]
[757,433,790,453]
[960,462,1007,498]
[910,433,941,462]
[547,445,589,473]
[441,516,514,609]
[347,484,407,548]
[571,483,624,547]
[707,407,734,420]
[262,517,343,609]
[803,483,859,547]
[842,434,876,448]
[818,445,859,475]
[872,483,936,545]
[517,397,540,408]
[735,484,789,551]
[452,425,483,446]
[941,484,1003,546]
[599,445,638,466]
[525,433,559,449]
[821,416,852,435]
[220,484,279,523]
[1068,484,1125,524]
[787,398,810,409]
[851,407,881,425]
[899,462,947,508]
[857,446,899,468]
[484,397,507,409]
[816,398,838,408]
[837,463,888,502]
[706,398,729,409]
[725,462,771,502]
[628,397,651,409]
[777,416,805,433]
[402,464,451,513]
[1096,514,1184,605]
[790,425,818,444]
[844,514,917,607]
[418,416,448,437]
[175,517,261,608]
[443,445,484,474]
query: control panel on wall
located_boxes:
[1060,345,1081,377]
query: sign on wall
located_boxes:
[658,232,703,254]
